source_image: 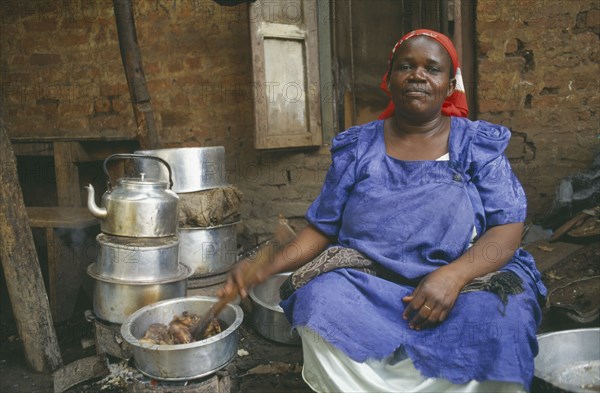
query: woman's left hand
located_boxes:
[402,265,467,330]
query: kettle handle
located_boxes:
[103,153,174,190]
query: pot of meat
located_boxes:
[121,296,243,380]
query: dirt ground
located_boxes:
[1,241,598,393]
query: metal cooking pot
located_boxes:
[121,296,243,380]
[85,154,179,238]
[134,147,227,193]
[95,233,180,282]
[249,273,300,345]
[88,263,190,324]
[178,222,238,277]
[534,328,600,392]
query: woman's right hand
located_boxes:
[217,258,273,300]
[218,224,332,300]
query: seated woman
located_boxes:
[222,29,546,392]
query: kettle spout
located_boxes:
[85,184,107,219]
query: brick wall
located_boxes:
[0,0,329,244]
[1,1,130,136]
[476,0,599,220]
[1,0,598,242]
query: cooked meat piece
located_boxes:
[140,311,225,345]
[168,322,193,344]
[139,323,172,345]
[201,318,223,339]
[167,311,201,344]
[171,311,199,328]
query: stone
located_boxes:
[29,53,61,66]
[586,9,600,28]
[93,98,112,114]
[504,38,519,54]
[506,135,526,159]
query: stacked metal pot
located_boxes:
[135,147,241,291]
[85,154,191,324]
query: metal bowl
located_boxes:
[121,296,243,381]
[534,328,600,392]
[179,222,238,277]
[135,147,227,193]
[96,233,180,282]
[88,263,190,324]
[249,273,300,345]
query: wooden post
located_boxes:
[54,142,83,207]
[0,122,63,372]
[112,0,161,150]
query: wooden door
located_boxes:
[249,0,323,149]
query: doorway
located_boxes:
[331,0,477,129]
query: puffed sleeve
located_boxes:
[469,121,527,227]
[305,127,360,237]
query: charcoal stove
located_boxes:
[127,367,231,393]
[85,310,232,393]
[86,310,133,359]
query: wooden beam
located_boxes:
[26,207,97,228]
[317,0,337,141]
[53,355,109,393]
[12,142,54,156]
[0,121,63,373]
[54,142,83,207]
[9,134,137,142]
[460,0,477,118]
[453,0,463,61]
[411,0,422,31]
[331,0,354,131]
[421,0,440,31]
[439,0,449,36]
[113,0,161,149]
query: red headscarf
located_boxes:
[378,29,469,119]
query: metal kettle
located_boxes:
[86,154,179,238]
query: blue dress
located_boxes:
[280,117,547,388]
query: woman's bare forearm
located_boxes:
[447,222,524,286]
[266,224,334,275]
[402,222,525,329]
[220,224,333,299]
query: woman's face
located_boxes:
[388,36,456,122]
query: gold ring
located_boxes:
[423,305,432,311]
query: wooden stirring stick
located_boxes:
[191,215,296,340]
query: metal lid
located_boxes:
[104,154,174,191]
[96,233,179,249]
[117,173,169,188]
[87,263,191,284]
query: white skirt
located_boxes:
[298,327,527,393]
